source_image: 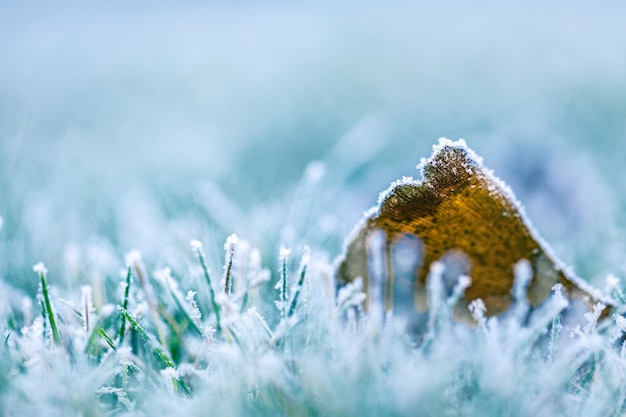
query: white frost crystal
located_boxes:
[190,239,203,250]
[32,262,47,275]
[124,249,142,268]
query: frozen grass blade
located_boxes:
[118,306,174,368]
[82,285,92,334]
[191,239,222,335]
[547,284,565,363]
[126,250,167,346]
[223,234,239,295]
[118,266,132,345]
[288,246,310,318]
[59,298,83,319]
[510,259,532,325]
[184,290,209,339]
[38,298,47,343]
[275,247,290,319]
[606,275,626,306]
[446,275,471,311]
[251,308,273,340]
[98,328,117,351]
[422,261,445,353]
[160,271,204,337]
[117,306,191,396]
[34,262,61,347]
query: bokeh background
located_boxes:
[1,1,625,294]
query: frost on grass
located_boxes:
[32,262,48,275]
[3,234,626,417]
[3,138,626,416]
[222,233,239,295]
[274,246,291,318]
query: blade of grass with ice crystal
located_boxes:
[36,264,62,347]
[117,306,191,396]
[191,240,222,336]
[288,247,310,318]
[118,266,132,345]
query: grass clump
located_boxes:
[1,235,626,417]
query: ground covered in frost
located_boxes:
[3,234,626,417]
[1,2,626,416]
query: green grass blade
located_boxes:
[117,306,175,369]
[118,266,132,345]
[223,234,239,295]
[276,247,290,319]
[98,328,117,351]
[288,248,310,318]
[117,306,191,396]
[192,242,222,335]
[38,268,62,347]
[39,298,47,342]
[167,286,203,337]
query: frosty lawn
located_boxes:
[2,143,626,417]
[1,5,625,415]
[2,238,626,416]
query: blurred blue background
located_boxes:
[1,1,625,292]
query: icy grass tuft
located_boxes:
[2,239,626,416]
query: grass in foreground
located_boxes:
[1,235,626,417]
